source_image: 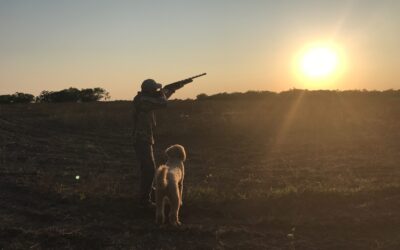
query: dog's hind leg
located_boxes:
[168,184,181,226]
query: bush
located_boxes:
[79,88,110,102]
[0,92,34,104]
[196,93,208,100]
[36,87,110,103]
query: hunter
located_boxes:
[132,74,205,206]
[132,79,176,206]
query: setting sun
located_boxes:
[293,42,346,89]
[301,47,339,78]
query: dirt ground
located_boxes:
[1,92,400,249]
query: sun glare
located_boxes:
[301,47,338,78]
[293,42,345,89]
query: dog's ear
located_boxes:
[165,145,186,162]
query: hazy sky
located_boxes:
[1,0,399,99]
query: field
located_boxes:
[1,90,400,249]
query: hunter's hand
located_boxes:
[161,88,173,99]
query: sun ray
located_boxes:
[267,89,307,156]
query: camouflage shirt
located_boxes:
[132,91,168,144]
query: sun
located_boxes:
[293,42,346,89]
[300,46,339,78]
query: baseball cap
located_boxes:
[141,79,162,92]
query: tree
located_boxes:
[0,92,34,104]
[196,93,208,100]
[79,88,109,102]
[36,87,110,103]
[0,95,13,104]
[13,92,35,103]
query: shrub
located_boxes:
[36,87,110,103]
[0,92,34,104]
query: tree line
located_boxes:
[196,89,400,101]
[0,87,110,104]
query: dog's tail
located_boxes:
[155,165,168,189]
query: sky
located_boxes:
[0,0,399,100]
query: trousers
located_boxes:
[134,140,156,202]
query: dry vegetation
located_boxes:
[1,90,400,249]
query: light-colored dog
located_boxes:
[154,144,186,226]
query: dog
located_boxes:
[154,144,186,226]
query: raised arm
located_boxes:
[162,88,176,99]
[139,93,168,111]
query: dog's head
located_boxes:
[165,144,186,162]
